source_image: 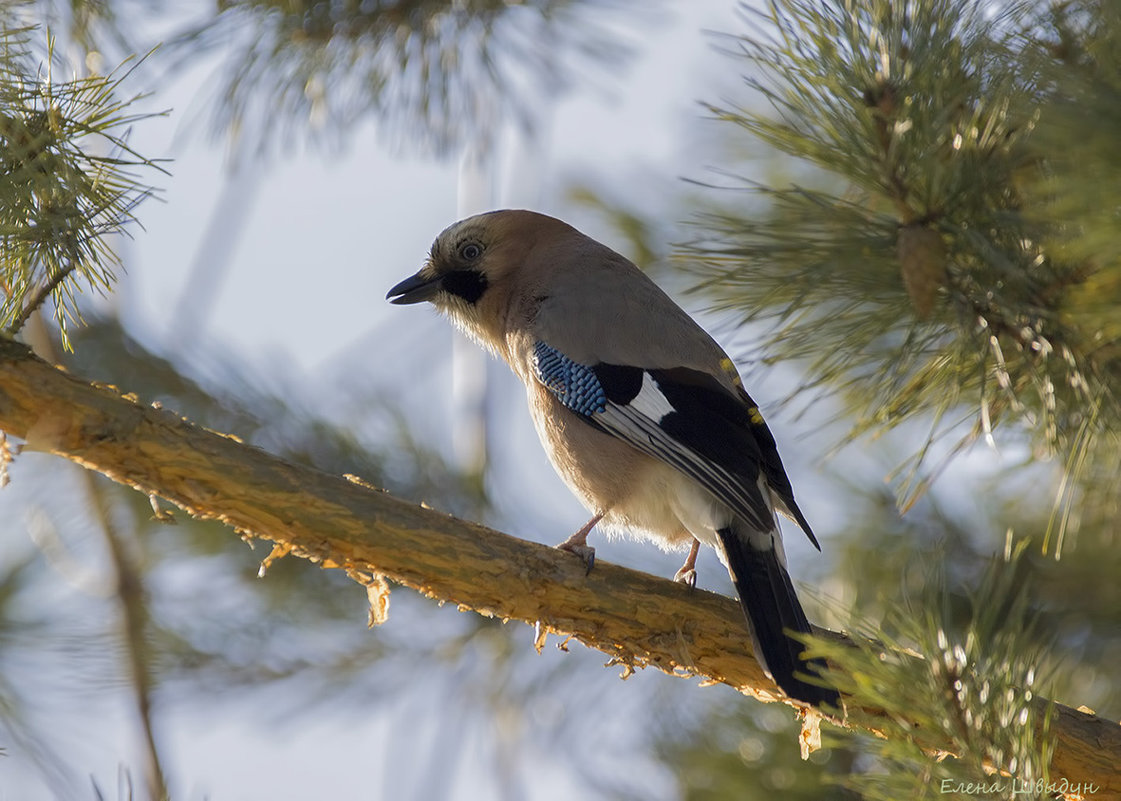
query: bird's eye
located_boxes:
[459,243,482,261]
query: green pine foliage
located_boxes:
[0,26,165,349]
[813,539,1057,801]
[670,1,1121,794]
[686,0,1121,525]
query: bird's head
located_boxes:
[387,209,574,353]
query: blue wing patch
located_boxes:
[532,341,606,416]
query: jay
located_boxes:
[388,209,839,709]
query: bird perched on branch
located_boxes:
[387,209,839,709]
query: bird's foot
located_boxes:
[556,540,596,574]
[673,566,697,587]
[673,538,701,588]
[555,512,603,575]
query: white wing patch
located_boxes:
[627,372,675,420]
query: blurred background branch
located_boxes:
[159,0,646,158]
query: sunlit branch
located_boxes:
[0,339,1117,797]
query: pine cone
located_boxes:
[897,224,947,319]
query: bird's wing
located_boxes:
[531,339,818,547]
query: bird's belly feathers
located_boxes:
[526,385,719,553]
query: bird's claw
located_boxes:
[557,542,596,575]
[673,539,700,588]
[673,567,697,588]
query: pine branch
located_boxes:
[0,337,1117,796]
[687,0,1121,522]
[0,29,167,349]
[6,259,78,333]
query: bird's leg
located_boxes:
[556,512,603,574]
[673,538,701,587]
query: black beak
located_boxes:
[386,271,443,305]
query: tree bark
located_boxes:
[0,338,1118,796]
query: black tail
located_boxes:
[717,525,840,710]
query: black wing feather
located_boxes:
[650,368,819,548]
